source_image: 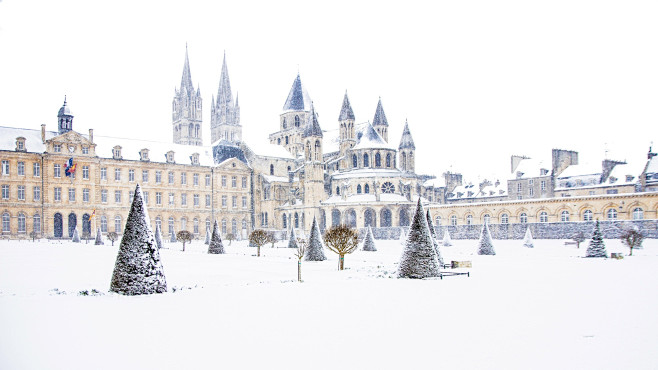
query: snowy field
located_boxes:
[1,237,657,370]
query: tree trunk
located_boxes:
[257,245,261,257]
[339,254,345,270]
[298,260,301,282]
[630,246,633,256]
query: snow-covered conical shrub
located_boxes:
[154,224,163,249]
[522,227,534,248]
[288,227,298,249]
[442,230,453,247]
[362,226,377,251]
[204,225,211,245]
[72,229,80,243]
[208,220,225,254]
[110,184,167,295]
[94,227,104,245]
[398,227,407,246]
[170,229,176,243]
[426,210,437,239]
[304,217,326,261]
[586,220,607,258]
[478,221,496,255]
[398,199,441,279]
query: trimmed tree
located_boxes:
[324,225,359,270]
[204,225,211,245]
[621,226,644,256]
[398,227,407,246]
[267,231,277,248]
[442,230,453,247]
[94,228,104,245]
[72,229,80,243]
[288,227,298,249]
[522,227,534,248]
[572,231,586,249]
[426,210,437,239]
[398,199,441,278]
[362,226,377,252]
[208,220,225,254]
[177,230,193,252]
[478,221,496,255]
[170,229,177,243]
[29,231,38,242]
[107,232,118,246]
[110,184,167,295]
[249,229,269,257]
[586,220,607,258]
[304,216,327,261]
[154,224,163,249]
[226,233,235,246]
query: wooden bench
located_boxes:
[610,253,624,259]
[451,261,472,268]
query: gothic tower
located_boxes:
[302,105,325,228]
[172,45,203,146]
[211,52,241,145]
[57,96,74,135]
[399,120,415,173]
[275,73,312,157]
[372,97,389,143]
[338,91,356,170]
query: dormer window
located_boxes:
[166,151,175,164]
[190,153,199,166]
[82,146,89,155]
[16,137,26,152]
[626,175,634,182]
[140,149,150,161]
[113,146,122,160]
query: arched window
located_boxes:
[282,118,287,129]
[283,214,287,229]
[450,215,457,226]
[294,115,300,127]
[315,140,321,160]
[336,186,340,195]
[287,166,291,172]
[205,219,210,231]
[607,208,617,220]
[633,208,644,220]
[435,216,441,226]
[17,213,26,233]
[583,210,593,222]
[399,209,410,226]
[277,138,281,145]
[364,209,376,228]
[483,214,490,224]
[381,182,395,194]
[193,218,199,234]
[54,213,63,238]
[363,153,369,167]
[33,213,41,233]
[264,213,268,227]
[380,208,392,227]
[232,219,237,235]
[540,212,548,223]
[168,217,175,235]
[98,215,107,233]
[357,184,362,194]
[352,154,358,168]
[331,209,341,226]
[156,217,162,231]
[519,213,528,223]
[561,211,570,222]
[242,219,247,233]
[466,215,473,225]
[402,152,407,170]
[270,164,274,175]
[294,213,299,228]
[364,183,370,194]
[285,136,289,145]
[2,213,9,233]
[386,153,391,167]
[346,209,357,228]
[221,219,227,234]
[114,216,121,233]
[500,214,509,224]
[181,217,187,231]
[375,153,381,167]
[189,123,193,136]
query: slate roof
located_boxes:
[398,120,415,150]
[338,92,355,121]
[282,73,312,112]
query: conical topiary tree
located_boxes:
[94,227,104,245]
[110,184,167,295]
[586,220,607,258]
[208,220,225,254]
[170,229,177,243]
[288,227,298,249]
[426,210,437,239]
[154,224,163,249]
[72,229,80,243]
[398,199,441,279]
[523,227,534,248]
[398,227,407,246]
[204,225,211,245]
[442,230,453,247]
[478,221,496,255]
[362,226,377,251]
[304,216,326,261]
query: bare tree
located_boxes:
[621,227,644,256]
[107,232,118,246]
[295,238,307,282]
[225,233,235,246]
[177,230,193,252]
[29,231,38,242]
[572,232,586,248]
[267,231,277,248]
[323,225,359,271]
[249,229,269,257]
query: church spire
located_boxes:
[303,104,323,138]
[338,91,355,121]
[172,44,203,146]
[211,52,241,144]
[217,51,233,107]
[399,119,415,149]
[372,97,389,142]
[180,43,194,95]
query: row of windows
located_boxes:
[51,144,90,154]
[1,212,40,233]
[352,152,393,169]
[441,208,647,226]
[1,160,41,177]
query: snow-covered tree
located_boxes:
[94,227,104,245]
[288,227,298,249]
[586,220,607,258]
[177,230,193,251]
[208,220,225,254]
[426,210,437,239]
[304,216,327,261]
[620,226,644,256]
[204,225,211,245]
[362,226,377,252]
[110,184,167,295]
[398,227,407,246]
[107,232,118,246]
[478,221,496,255]
[572,232,586,249]
[170,229,176,243]
[249,229,268,257]
[442,230,453,247]
[324,225,359,270]
[522,227,534,248]
[71,229,80,243]
[398,199,441,279]
[226,233,235,246]
[154,224,163,249]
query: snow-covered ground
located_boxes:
[1,237,657,369]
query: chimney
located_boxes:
[88,129,94,143]
[41,124,46,143]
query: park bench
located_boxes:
[610,253,624,259]
[564,241,578,246]
[437,260,472,279]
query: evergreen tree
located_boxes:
[154,224,163,249]
[110,184,167,295]
[208,220,225,254]
[522,227,534,248]
[425,211,444,265]
[94,227,104,245]
[288,227,298,249]
[304,216,327,261]
[442,230,453,247]
[478,221,496,255]
[71,229,80,243]
[398,199,441,279]
[426,210,437,239]
[586,220,607,258]
[362,226,377,251]
[398,227,407,246]
[170,229,176,243]
[204,225,211,245]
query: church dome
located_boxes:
[57,97,73,117]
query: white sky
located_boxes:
[0,0,656,182]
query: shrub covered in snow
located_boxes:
[398,199,441,279]
[398,227,407,246]
[204,225,211,245]
[523,228,534,248]
[478,221,496,255]
[304,217,327,261]
[426,210,437,240]
[362,226,377,252]
[621,226,644,256]
[208,220,225,254]
[154,224,163,249]
[110,184,167,295]
[71,229,80,243]
[288,228,298,249]
[586,221,607,258]
[442,230,453,247]
[94,228,104,246]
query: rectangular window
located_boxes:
[100,167,107,180]
[54,144,61,153]
[205,194,211,207]
[231,176,237,188]
[221,175,227,187]
[181,172,187,185]
[242,176,247,188]
[1,160,9,175]
[33,186,40,201]
[517,183,522,192]
[68,188,75,202]
[528,179,534,186]
[221,195,227,207]
[193,173,199,186]
[17,162,25,176]
[541,181,546,192]
[33,162,40,177]
[115,168,121,181]
[1,185,8,199]
[606,189,618,194]
[143,191,148,205]
[232,196,237,208]
[101,189,108,203]
[83,188,90,202]
[205,174,211,187]
[142,170,149,183]
[17,185,25,200]
[181,193,187,206]
[168,172,174,184]
[54,187,61,202]
[115,190,121,203]
[169,193,174,205]
[529,187,534,197]
[589,190,596,195]
[53,164,61,178]
[155,171,162,184]
[242,196,247,209]
[82,146,89,154]
[129,191,134,204]
[156,192,162,205]
[193,194,199,206]
[82,165,89,179]
[128,169,135,182]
